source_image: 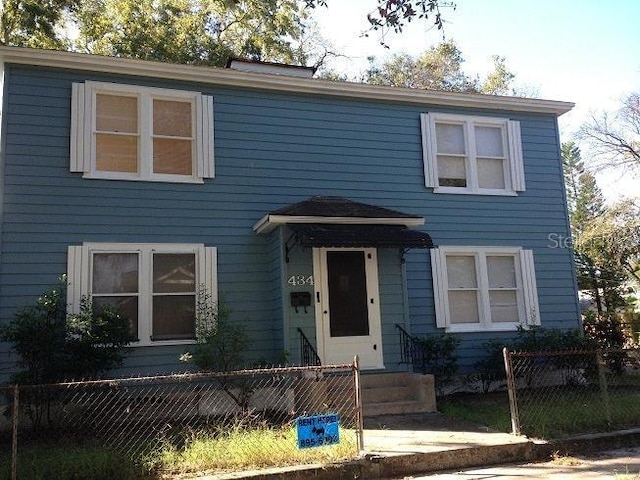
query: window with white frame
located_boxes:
[430,247,539,332]
[70,81,214,183]
[67,243,217,346]
[421,113,525,195]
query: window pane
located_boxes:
[435,123,465,154]
[153,138,193,175]
[489,290,519,323]
[152,295,196,340]
[96,134,139,173]
[475,126,503,157]
[477,158,506,189]
[447,255,477,288]
[93,253,138,294]
[93,296,139,339]
[487,256,516,288]
[153,99,192,137]
[438,156,467,187]
[153,253,196,293]
[449,291,480,324]
[96,94,137,133]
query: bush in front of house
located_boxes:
[179,287,251,373]
[0,276,132,386]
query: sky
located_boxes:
[311,0,640,201]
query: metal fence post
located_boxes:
[503,348,521,435]
[596,349,612,425]
[353,356,364,452]
[11,385,19,480]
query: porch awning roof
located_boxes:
[254,196,433,249]
[287,224,434,249]
[253,196,425,234]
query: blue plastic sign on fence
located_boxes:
[296,414,340,449]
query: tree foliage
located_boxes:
[579,199,640,288]
[562,142,639,315]
[74,0,313,66]
[1,0,452,65]
[579,92,640,173]
[363,41,517,94]
[305,0,447,44]
[0,0,77,48]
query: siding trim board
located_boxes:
[0,46,574,116]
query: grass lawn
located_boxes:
[438,391,512,434]
[438,373,640,440]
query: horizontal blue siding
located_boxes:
[0,63,580,379]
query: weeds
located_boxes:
[147,423,358,476]
[1,422,358,479]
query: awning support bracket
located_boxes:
[285,231,300,263]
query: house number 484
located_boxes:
[288,275,314,286]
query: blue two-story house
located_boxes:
[0,46,579,385]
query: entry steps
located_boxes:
[360,372,436,417]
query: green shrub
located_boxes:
[0,276,131,385]
[412,332,460,395]
[180,287,250,372]
[472,340,507,393]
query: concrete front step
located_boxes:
[361,372,436,417]
[364,385,413,403]
[363,399,434,416]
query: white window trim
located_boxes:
[71,81,215,183]
[67,243,218,347]
[431,246,540,333]
[421,112,525,195]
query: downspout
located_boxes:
[400,250,411,330]
[0,59,6,317]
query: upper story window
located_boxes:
[430,246,540,332]
[71,81,214,183]
[421,113,525,195]
[67,243,217,347]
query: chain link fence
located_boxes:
[0,362,362,478]
[504,348,640,439]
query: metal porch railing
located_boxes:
[297,328,321,366]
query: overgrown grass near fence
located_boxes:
[0,424,358,478]
[0,443,139,480]
[0,363,362,478]
[148,424,357,476]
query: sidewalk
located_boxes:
[206,413,640,480]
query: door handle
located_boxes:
[373,344,377,350]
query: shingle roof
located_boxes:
[270,196,422,219]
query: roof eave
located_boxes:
[253,215,425,234]
[0,46,574,116]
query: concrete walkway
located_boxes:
[202,413,640,479]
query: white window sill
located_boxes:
[127,339,197,348]
[82,172,205,184]
[445,323,522,333]
[432,187,518,196]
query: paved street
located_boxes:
[387,446,640,479]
